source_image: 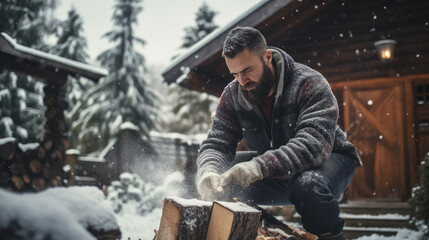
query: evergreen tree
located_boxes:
[165,3,219,134]
[53,7,89,62]
[52,7,92,149]
[76,0,159,154]
[181,2,218,49]
[0,0,57,142]
[409,154,429,236]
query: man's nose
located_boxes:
[236,73,249,86]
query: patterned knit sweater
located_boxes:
[196,47,361,184]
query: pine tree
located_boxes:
[0,0,57,142]
[181,3,218,49]
[165,3,219,134]
[409,154,429,236]
[52,7,92,149]
[76,0,159,154]
[53,7,89,62]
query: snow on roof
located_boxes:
[161,0,268,77]
[0,186,119,240]
[0,32,108,77]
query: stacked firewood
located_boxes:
[0,138,65,191]
[0,81,69,192]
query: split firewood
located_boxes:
[10,163,25,175]
[31,178,46,191]
[23,174,31,184]
[155,197,212,240]
[11,175,24,190]
[257,225,297,240]
[0,139,16,160]
[43,140,53,151]
[206,201,261,240]
[30,159,42,174]
[37,146,46,159]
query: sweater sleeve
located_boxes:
[256,73,339,179]
[196,83,242,183]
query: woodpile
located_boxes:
[0,81,69,192]
[154,197,318,240]
[0,138,66,191]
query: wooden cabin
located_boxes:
[0,32,107,191]
[162,0,429,202]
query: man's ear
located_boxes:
[264,50,273,64]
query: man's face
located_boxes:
[225,48,275,105]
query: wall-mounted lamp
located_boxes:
[374,39,397,61]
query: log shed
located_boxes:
[0,32,107,192]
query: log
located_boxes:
[43,140,53,151]
[30,159,42,174]
[156,197,212,240]
[11,175,24,190]
[37,146,46,159]
[0,139,16,160]
[10,163,25,175]
[31,178,46,191]
[23,174,31,184]
[206,201,261,240]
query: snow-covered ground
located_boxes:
[0,171,425,240]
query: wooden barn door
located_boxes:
[343,82,406,200]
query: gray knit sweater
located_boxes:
[196,47,361,184]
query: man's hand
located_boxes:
[197,172,227,201]
[219,159,263,188]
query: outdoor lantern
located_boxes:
[374,39,397,61]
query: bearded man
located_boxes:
[195,26,361,240]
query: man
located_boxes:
[196,26,361,240]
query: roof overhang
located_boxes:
[161,0,331,96]
[0,32,108,83]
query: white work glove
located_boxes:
[197,172,228,201]
[219,159,263,188]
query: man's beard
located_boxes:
[241,62,275,105]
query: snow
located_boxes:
[341,213,409,220]
[116,207,162,240]
[216,201,261,213]
[168,196,211,207]
[149,130,207,145]
[65,148,81,155]
[352,228,424,240]
[0,186,119,240]
[120,121,140,131]
[18,142,39,152]
[0,184,425,240]
[0,136,16,145]
[1,32,108,77]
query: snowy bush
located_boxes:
[107,171,184,216]
[409,153,429,237]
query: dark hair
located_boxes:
[222,26,267,58]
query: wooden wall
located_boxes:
[269,0,429,83]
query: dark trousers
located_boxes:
[231,152,358,236]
